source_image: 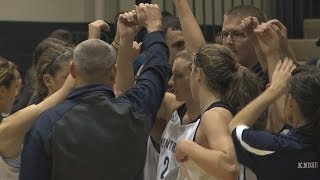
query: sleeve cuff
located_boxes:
[142,31,166,49]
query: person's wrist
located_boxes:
[268,49,279,55]
[266,52,280,63]
[114,32,120,42]
[89,28,100,39]
[119,36,134,47]
[120,35,134,43]
[146,22,162,33]
[267,85,283,99]
[262,47,278,56]
[111,41,119,51]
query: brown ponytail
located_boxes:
[225,66,260,113]
[226,66,266,129]
[194,44,265,128]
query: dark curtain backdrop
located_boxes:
[0,22,115,76]
[274,0,320,38]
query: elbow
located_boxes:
[216,163,240,180]
[206,154,240,180]
[191,40,206,52]
[0,126,9,152]
[206,165,239,180]
[228,163,240,180]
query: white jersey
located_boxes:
[0,155,19,180]
[177,101,234,180]
[144,136,160,180]
[157,109,200,180]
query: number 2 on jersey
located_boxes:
[160,156,169,179]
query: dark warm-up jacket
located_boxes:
[19,31,169,180]
[232,125,320,180]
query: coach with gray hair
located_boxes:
[19,3,168,180]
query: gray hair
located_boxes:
[73,39,116,78]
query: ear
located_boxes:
[42,74,53,88]
[69,61,76,79]
[196,68,203,83]
[0,85,6,97]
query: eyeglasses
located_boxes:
[221,31,247,41]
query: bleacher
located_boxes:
[288,19,320,64]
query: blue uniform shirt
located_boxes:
[20,31,169,180]
[232,125,320,180]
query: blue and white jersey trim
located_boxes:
[236,125,275,156]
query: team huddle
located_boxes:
[0,0,319,180]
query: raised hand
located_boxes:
[173,0,206,52]
[263,20,288,54]
[254,19,292,59]
[266,19,296,61]
[267,19,287,38]
[114,10,142,97]
[254,22,282,55]
[117,10,141,40]
[269,58,295,95]
[130,41,142,62]
[241,16,269,71]
[241,16,259,41]
[88,20,110,39]
[135,3,162,33]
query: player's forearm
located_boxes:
[266,54,287,126]
[114,36,135,95]
[228,87,279,133]
[281,45,296,63]
[0,76,74,158]
[174,0,206,52]
[0,105,38,158]
[181,140,239,179]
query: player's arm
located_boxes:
[150,93,184,144]
[176,110,239,180]
[173,0,206,52]
[0,75,74,159]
